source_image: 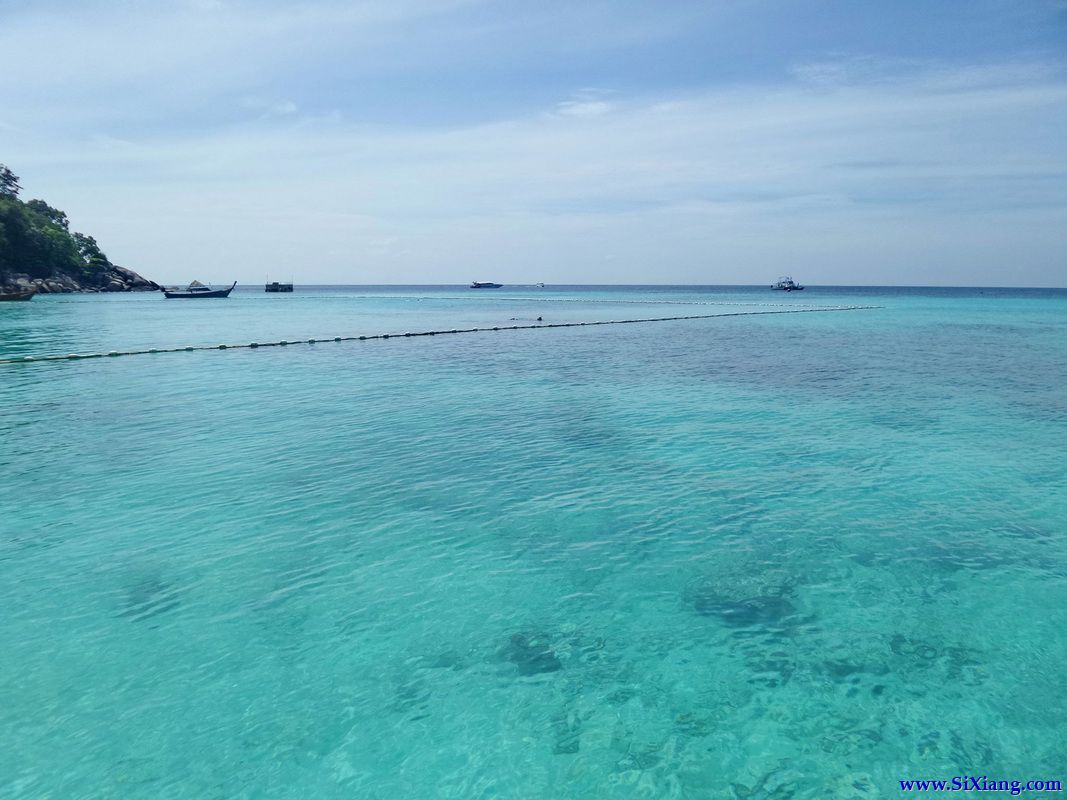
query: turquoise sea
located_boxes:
[2,285,1066,799]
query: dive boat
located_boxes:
[163,280,237,299]
[470,281,503,289]
[0,287,36,301]
[771,276,804,291]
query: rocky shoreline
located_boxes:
[1,265,160,294]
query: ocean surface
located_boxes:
[1,285,1066,798]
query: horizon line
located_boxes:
[208,282,1067,290]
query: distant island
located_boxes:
[0,163,159,294]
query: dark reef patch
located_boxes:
[118,574,181,623]
[684,569,806,635]
[391,675,432,720]
[502,632,563,675]
[420,650,467,671]
[685,574,802,633]
[694,593,798,628]
[551,709,582,754]
[746,650,798,688]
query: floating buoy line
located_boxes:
[0,305,880,366]
[347,294,840,308]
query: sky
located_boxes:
[1,0,1065,286]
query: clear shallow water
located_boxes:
[1,285,1066,798]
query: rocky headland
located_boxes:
[1,265,160,294]
[1,163,160,294]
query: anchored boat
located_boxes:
[0,287,36,301]
[163,280,237,299]
[772,276,804,291]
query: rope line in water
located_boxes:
[345,294,848,308]
[0,305,880,365]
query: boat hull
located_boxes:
[164,282,236,299]
[0,288,36,301]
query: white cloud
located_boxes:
[0,0,487,129]
[3,48,1066,285]
[240,96,299,117]
[555,100,614,118]
[552,88,617,118]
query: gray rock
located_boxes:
[1,264,160,294]
[112,265,141,283]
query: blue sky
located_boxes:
[1,0,1065,285]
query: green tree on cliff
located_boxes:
[0,163,120,284]
[0,164,21,197]
[73,233,114,276]
[26,199,70,231]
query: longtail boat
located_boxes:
[163,280,236,299]
[0,288,36,301]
